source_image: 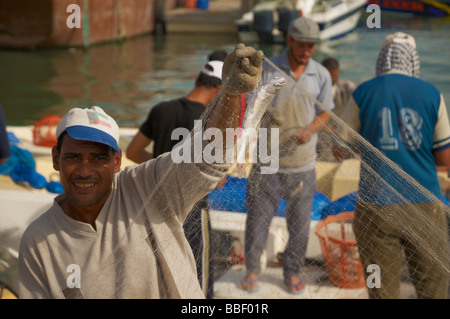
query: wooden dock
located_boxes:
[164,0,244,34]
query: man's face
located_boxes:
[52,135,121,210]
[287,37,316,66]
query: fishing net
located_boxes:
[11,48,449,300]
[186,54,448,299]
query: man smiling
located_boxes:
[53,109,122,227]
[17,43,264,299]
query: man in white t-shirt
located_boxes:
[18,44,263,299]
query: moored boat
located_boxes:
[236,0,368,44]
[366,0,450,16]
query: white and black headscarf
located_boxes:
[375,32,420,78]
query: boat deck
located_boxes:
[213,263,418,299]
[164,0,243,34]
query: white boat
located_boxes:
[236,0,368,43]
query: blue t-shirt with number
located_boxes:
[353,73,443,204]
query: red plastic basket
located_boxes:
[32,115,62,147]
[184,0,197,8]
[315,212,365,289]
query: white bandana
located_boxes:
[375,33,420,78]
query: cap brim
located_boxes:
[66,126,120,153]
[290,36,321,43]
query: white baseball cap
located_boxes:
[56,106,120,153]
[200,60,223,80]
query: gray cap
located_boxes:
[287,17,321,42]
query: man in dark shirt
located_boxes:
[126,60,223,161]
[0,105,11,165]
[135,96,208,159]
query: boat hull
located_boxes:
[314,7,363,40]
[236,0,367,44]
[366,0,450,16]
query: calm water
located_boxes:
[1,12,449,127]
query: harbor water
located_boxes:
[1,12,449,128]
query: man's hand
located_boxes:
[294,112,330,145]
[222,43,263,95]
[294,128,314,145]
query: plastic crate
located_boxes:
[315,212,365,288]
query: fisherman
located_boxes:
[241,17,334,295]
[341,32,450,299]
[17,43,263,299]
[321,57,356,120]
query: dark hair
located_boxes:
[322,57,339,70]
[195,73,221,89]
[195,62,222,89]
[208,50,228,62]
[56,130,67,152]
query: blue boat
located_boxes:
[366,0,450,17]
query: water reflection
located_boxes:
[0,13,449,127]
[1,33,239,127]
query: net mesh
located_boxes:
[196,55,448,299]
[7,51,449,299]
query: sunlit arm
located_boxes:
[434,147,450,168]
[126,131,154,164]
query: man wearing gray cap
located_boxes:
[242,17,334,294]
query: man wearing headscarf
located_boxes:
[341,32,450,299]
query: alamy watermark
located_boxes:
[366,264,381,288]
[67,4,383,30]
[66,4,81,29]
[66,264,81,289]
[170,120,280,174]
[366,4,381,29]
[65,262,381,290]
